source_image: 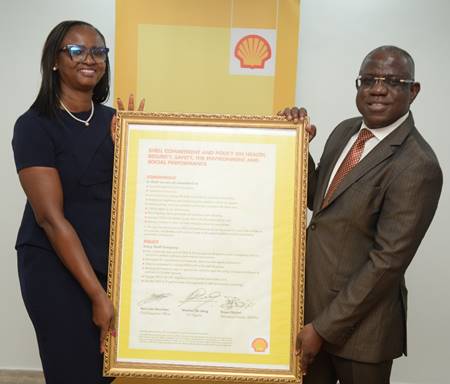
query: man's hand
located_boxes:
[278,106,317,142]
[296,323,323,375]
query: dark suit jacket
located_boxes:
[305,113,442,363]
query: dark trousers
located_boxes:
[18,245,113,384]
[304,350,393,384]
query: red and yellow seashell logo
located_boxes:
[234,34,272,69]
[251,337,268,352]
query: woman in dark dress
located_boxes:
[12,20,118,383]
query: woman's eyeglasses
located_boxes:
[59,44,109,63]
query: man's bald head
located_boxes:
[361,46,415,80]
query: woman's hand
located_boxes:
[117,93,145,111]
[278,106,317,142]
[91,290,115,353]
[110,94,146,142]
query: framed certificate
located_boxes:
[104,112,308,383]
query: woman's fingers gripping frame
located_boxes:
[116,94,146,111]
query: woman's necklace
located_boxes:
[60,99,94,126]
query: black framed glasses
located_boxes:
[59,44,109,63]
[356,75,415,90]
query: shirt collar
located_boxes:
[361,112,410,141]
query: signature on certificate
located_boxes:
[220,296,255,311]
[178,288,221,309]
[138,292,171,307]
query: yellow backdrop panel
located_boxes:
[115,0,301,114]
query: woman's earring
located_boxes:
[52,66,57,71]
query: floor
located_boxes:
[0,371,240,384]
[0,370,44,384]
[0,370,181,384]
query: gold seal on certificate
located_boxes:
[104,112,308,383]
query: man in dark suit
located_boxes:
[283,46,443,383]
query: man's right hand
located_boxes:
[278,107,317,142]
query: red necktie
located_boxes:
[322,128,374,208]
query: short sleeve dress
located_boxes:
[12,103,115,384]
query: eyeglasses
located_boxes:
[356,75,415,90]
[59,44,109,63]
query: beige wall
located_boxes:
[0,1,448,383]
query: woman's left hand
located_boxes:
[117,93,145,112]
[110,94,145,142]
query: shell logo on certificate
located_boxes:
[104,112,308,383]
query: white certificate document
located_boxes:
[123,126,277,361]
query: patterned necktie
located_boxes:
[322,128,375,208]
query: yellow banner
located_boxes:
[115,0,301,114]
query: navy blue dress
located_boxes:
[12,104,115,384]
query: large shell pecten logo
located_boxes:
[229,28,276,76]
[234,34,272,69]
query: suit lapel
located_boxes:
[316,114,415,214]
[322,142,395,209]
[313,120,362,213]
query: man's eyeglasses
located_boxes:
[59,44,109,63]
[356,75,415,90]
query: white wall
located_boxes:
[0,1,448,383]
[0,0,116,370]
[298,1,450,383]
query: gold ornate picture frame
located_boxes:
[104,112,308,383]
